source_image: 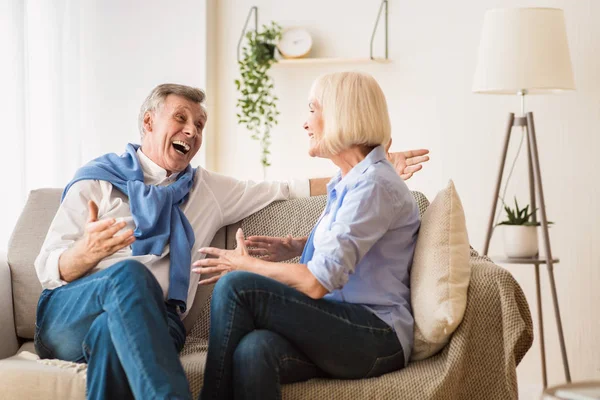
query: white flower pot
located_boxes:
[503,225,539,258]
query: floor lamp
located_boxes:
[472,8,575,388]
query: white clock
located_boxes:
[277,28,313,59]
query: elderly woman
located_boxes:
[193,72,421,400]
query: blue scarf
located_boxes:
[62,143,196,312]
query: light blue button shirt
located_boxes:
[306,146,420,362]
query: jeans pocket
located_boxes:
[364,348,405,379]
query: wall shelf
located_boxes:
[274,57,392,65]
[237,1,389,63]
[491,256,560,265]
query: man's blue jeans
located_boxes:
[34,260,191,400]
[200,271,406,400]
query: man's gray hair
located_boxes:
[138,83,207,140]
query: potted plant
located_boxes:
[235,22,282,177]
[497,197,544,258]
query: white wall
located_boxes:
[0,0,208,249]
[211,0,600,391]
[76,0,209,166]
[0,0,26,251]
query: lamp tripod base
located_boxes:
[482,112,571,388]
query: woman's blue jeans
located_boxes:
[200,271,406,400]
[34,260,191,400]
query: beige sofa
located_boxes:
[0,189,533,399]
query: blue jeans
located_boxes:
[34,260,191,400]
[200,271,406,400]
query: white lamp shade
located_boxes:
[472,8,575,94]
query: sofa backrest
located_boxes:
[6,189,227,340]
[8,189,61,339]
[229,192,431,251]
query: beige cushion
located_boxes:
[0,342,208,400]
[410,180,471,361]
[0,342,87,399]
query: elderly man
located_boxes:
[33,83,429,399]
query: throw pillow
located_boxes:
[410,179,471,361]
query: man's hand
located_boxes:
[79,200,136,265]
[244,235,306,262]
[193,228,252,285]
[386,139,430,180]
[59,200,135,282]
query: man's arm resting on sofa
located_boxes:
[309,178,329,196]
[0,252,19,359]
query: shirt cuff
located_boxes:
[42,248,69,289]
[287,179,311,199]
[306,253,347,293]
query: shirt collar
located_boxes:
[327,145,388,194]
[136,148,179,185]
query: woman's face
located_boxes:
[303,98,325,158]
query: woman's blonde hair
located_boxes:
[309,71,391,155]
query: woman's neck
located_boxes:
[331,145,374,178]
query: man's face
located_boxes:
[141,94,206,175]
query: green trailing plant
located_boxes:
[497,197,552,226]
[235,21,282,174]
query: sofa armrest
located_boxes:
[413,250,534,399]
[0,252,19,359]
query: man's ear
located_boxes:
[143,111,154,135]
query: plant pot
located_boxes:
[503,225,539,258]
[262,43,276,57]
[255,43,276,63]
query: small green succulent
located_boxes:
[498,197,547,226]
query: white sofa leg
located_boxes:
[0,252,19,359]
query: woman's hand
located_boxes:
[244,235,306,262]
[386,139,430,180]
[192,228,253,285]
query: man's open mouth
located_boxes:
[172,140,191,155]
